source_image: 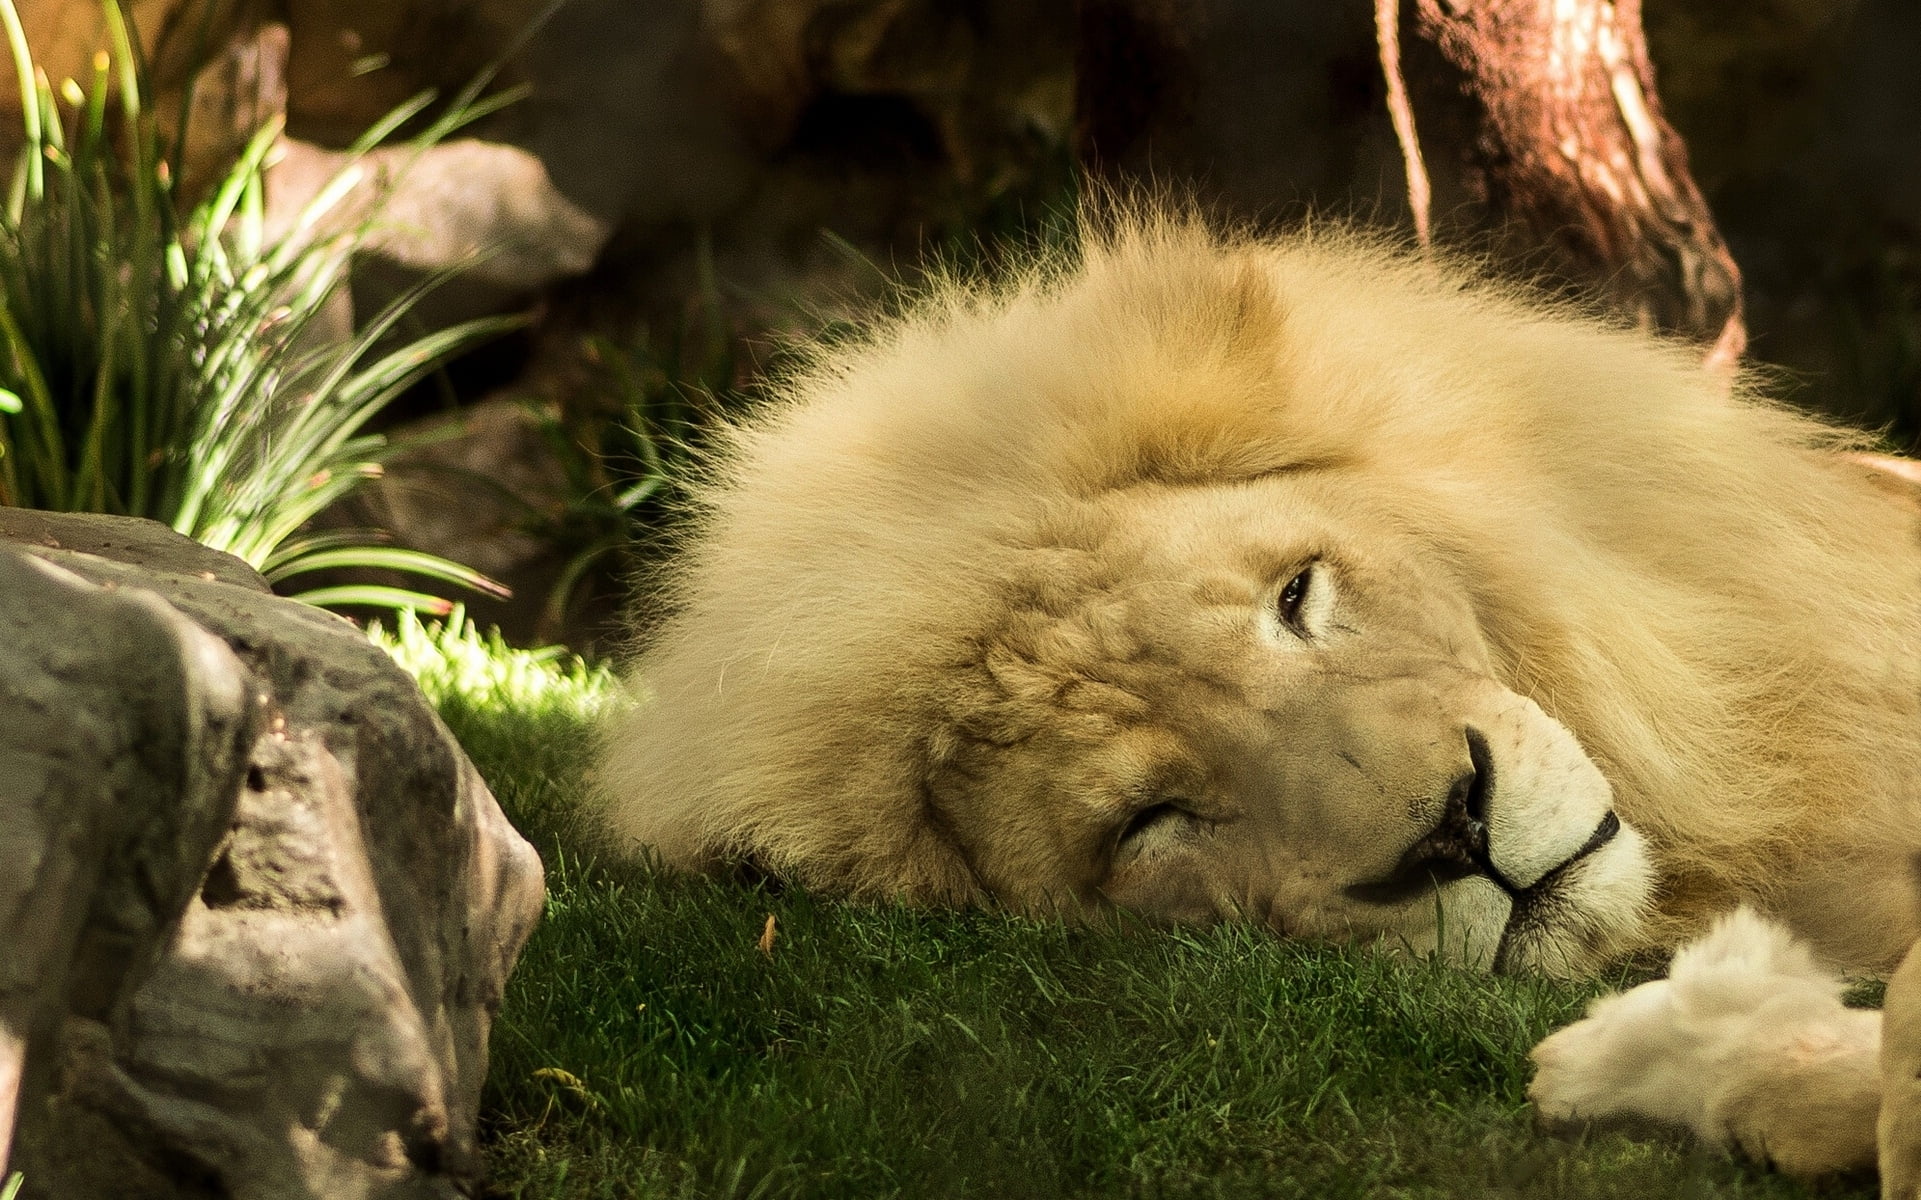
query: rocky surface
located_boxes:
[0,509,272,592]
[0,536,257,1185]
[0,511,544,1199]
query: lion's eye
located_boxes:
[1117,802,1187,849]
[1275,562,1320,634]
[1277,569,1310,627]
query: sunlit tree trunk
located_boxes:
[1403,0,1745,361]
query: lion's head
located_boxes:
[912,472,1654,975]
[597,217,1921,977]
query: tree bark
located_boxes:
[1407,0,1746,360]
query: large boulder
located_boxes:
[0,511,544,1199]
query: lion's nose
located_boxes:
[1342,726,1505,906]
[1456,725,1494,845]
[1423,726,1494,868]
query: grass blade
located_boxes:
[288,583,456,615]
[265,544,510,598]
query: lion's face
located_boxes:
[933,473,1655,976]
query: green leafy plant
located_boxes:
[0,0,520,612]
[0,1171,21,1200]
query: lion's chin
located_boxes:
[1492,821,1657,978]
[1362,819,1656,977]
[1371,874,1513,971]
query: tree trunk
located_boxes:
[1407,0,1745,360]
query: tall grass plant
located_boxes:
[0,0,518,611]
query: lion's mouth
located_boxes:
[1531,811,1622,892]
[1491,810,1624,971]
[1507,810,1621,905]
[1341,741,1623,915]
[1339,807,1625,969]
[1340,854,1483,908]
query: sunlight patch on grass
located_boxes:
[369,607,621,846]
[370,605,622,721]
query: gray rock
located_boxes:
[0,545,257,1186]
[0,508,269,593]
[0,512,544,1199]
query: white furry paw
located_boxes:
[1527,906,1881,1177]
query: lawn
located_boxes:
[380,616,1875,1200]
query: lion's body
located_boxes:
[597,217,1921,973]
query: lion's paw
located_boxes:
[1527,907,1881,1178]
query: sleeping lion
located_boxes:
[596,215,1921,980]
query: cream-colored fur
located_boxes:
[1529,908,1882,1177]
[1883,937,1921,1197]
[596,213,1921,975]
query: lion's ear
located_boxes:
[1083,216,1286,364]
[1135,246,1287,366]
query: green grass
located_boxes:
[377,617,1875,1200]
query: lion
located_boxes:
[1527,902,1921,1185]
[1528,908,1883,1177]
[595,213,1921,979]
